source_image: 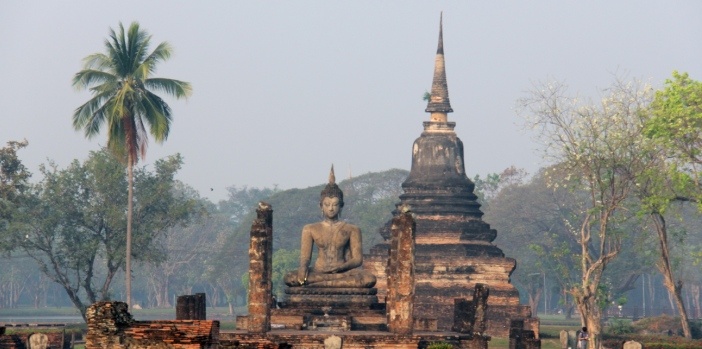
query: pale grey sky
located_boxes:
[2,1,701,202]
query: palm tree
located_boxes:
[72,22,192,308]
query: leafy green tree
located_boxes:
[488,166,584,317]
[0,256,46,308]
[141,186,210,308]
[639,71,702,337]
[204,186,281,314]
[7,149,198,319]
[473,166,527,208]
[519,77,654,347]
[272,249,300,297]
[646,71,702,200]
[472,173,500,207]
[219,186,280,225]
[72,22,192,307]
[0,140,31,251]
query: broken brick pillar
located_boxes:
[509,319,524,349]
[453,283,489,334]
[509,319,540,349]
[247,202,273,333]
[473,283,489,334]
[85,301,134,348]
[386,209,416,335]
[176,293,207,320]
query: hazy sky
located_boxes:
[2,2,702,202]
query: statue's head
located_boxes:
[320,165,344,208]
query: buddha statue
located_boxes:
[284,166,376,288]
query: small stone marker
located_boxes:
[568,330,577,349]
[324,334,342,349]
[623,340,642,349]
[559,330,569,349]
[28,333,49,349]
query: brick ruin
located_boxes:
[229,204,496,349]
[84,301,219,349]
[74,191,538,348]
[38,14,543,349]
[364,16,538,337]
[0,325,69,349]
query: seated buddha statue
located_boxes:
[284,166,376,288]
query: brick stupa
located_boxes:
[365,15,536,336]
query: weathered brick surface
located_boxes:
[177,293,207,320]
[0,330,66,349]
[509,319,541,349]
[85,301,219,349]
[246,204,273,333]
[365,18,538,339]
[386,211,415,335]
[219,331,488,349]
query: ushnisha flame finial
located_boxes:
[425,12,453,122]
[320,164,344,206]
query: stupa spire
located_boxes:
[425,12,453,122]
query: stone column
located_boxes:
[176,293,207,320]
[453,284,489,334]
[247,202,273,333]
[509,319,524,349]
[387,209,416,335]
[472,283,489,334]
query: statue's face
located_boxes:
[321,196,341,220]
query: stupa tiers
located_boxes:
[365,16,536,336]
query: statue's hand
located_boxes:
[321,265,344,274]
[297,268,308,286]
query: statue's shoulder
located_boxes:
[303,222,325,231]
[342,222,361,232]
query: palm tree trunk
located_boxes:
[126,155,134,308]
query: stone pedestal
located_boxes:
[305,314,352,331]
[276,287,385,331]
[283,287,379,308]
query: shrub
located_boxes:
[608,319,634,335]
[427,342,454,349]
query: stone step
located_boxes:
[351,314,387,331]
[270,312,388,332]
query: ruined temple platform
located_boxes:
[267,287,386,331]
[219,329,489,349]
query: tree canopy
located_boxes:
[3,149,200,319]
[72,21,192,307]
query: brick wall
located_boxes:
[85,301,219,349]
